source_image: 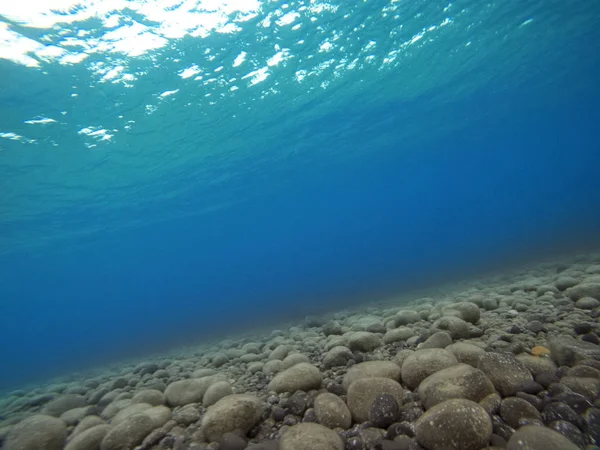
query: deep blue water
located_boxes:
[1,0,600,390]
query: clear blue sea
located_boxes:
[0,0,599,390]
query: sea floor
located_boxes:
[1,252,600,450]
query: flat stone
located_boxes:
[268,363,322,393]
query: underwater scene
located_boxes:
[1,0,600,449]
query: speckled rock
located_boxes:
[143,405,172,428]
[41,395,87,417]
[4,414,67,450]
[111,403,153,425]
[442,302,481,324]
[394,310,421,326]
[131,389,165,406]
[282,353,311,369]
[548,335,600,367]
[515,354,558,377]
[203,380,233,406]
[383,327,415,344]
[348,332,382,352]
[280,423,344,450]
[201,394,263,442]
[415,399,492,450]
[268,363,322,393]
[313,393,352,429]
[506,425,579,450]
[499,397,542,428]
[342,361,401,390]
[564,282,600,300]
[347,377,403,423]
[446,342,486,367]
[418,364,496,409]
[430,316,470,340]
[164,377,218,406]
[576,296,600,309]
[419,331,452,349]
[401,349,459,389]
[560,376,600,399]
[65,425,111,450]
[477,352,533,397]
[71,416,106,438]
[323,346,354,369]
[100,414,155,450]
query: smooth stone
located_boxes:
[347,377,403,423]
[65,425,111,450]
[418,363,496,409]
[383,327,415,344]
[446,342,486,367]
[348,332,382,352]
[506,425,579,450]
[548,335,600,367]
[441,302,481,324]
[430,316,471,339]
[280,423,344,450]
[323,346,354,369]
[164,377,218,406]
[477,352,533,397]
[4,414,67,450]
[419,331,452,349]
[499,397,542,428]
[202,394,263,442]
[100,414,155,450]
[342,361,401,391]
[401,349,459,389]
[314,393,352,429]
[203,381,234,407]
[415,399,492,450]
[268,363,322,393]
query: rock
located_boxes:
[576,297,600,309]
[282,353,311,369]
[164,377,217,406]
[203,381,233,406]
[477,352,533,397]
[542,402,585,429]
[143,405,172,428]
[100,414,155,450]
[173,406,201,425]
[446,342,485,367]
[560,376,600,399]
[548,335,600,366]
[348,332,382,352]
[418,364,496,409]
[218,432,247,450]
[370,394,400,428]
[515,354,558,377]
[555,276,579,291]
[342,361,401,390]
[71,416,106,437]
[131,389,165,406]
[65,425,111,450]
[383,327,414,344]
[41,395,87,417]
[201,394,263,442]
[479,392,502,416]
[506,425,579,450]
[4,414,67,450]
[347,377,403,423]
[280,422,344,450]
[415,399,492,450]
[564,282,600,300]
[442,302,481,324]
[499,397,542,428]
[394,310,421,326]
[419,331,452,349]
[269,345,292,361]
[430,316,470,339]
[323,346,354,369]
[268,363,322,393]
[482,297,498,310]
[111,402,153,424]
[314,393,351,429]
[401,349,459,389]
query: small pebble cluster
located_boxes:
[1,253,600,450]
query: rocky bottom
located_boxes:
[1,253,600,450]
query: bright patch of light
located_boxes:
[24,117,57,125]
[267,50,290,67]
[319,41,333,52]
[160,89,179,98]
[78,126,114,141]
[233,51,247,67]
[180,65,201,79]
[242,67,270,86]
[277,12,299,26]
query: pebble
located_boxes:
[347,377,403,423]
[477,352,533,397]
[401,348,459,389]
[4,414,67,450]
[268,363,322,393]
[280,423,344,450]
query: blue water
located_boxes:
[1,0,599,390]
